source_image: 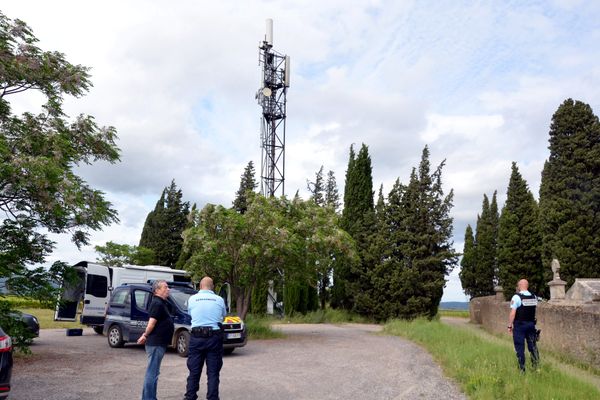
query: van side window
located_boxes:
[134,290,151,312]
[86,274,108,298]
[110,289,129,305]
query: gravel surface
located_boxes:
[12,324,465,399]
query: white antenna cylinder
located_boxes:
[284,56,291,87]
[266,18,273,45]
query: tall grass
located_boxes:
[282,308,371,324]
[244,314,285,339]
[384,319,600,400]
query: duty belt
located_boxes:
[191,326,220,338]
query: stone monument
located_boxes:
[548,259,567,303]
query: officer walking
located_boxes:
[507,279,540,373]
[184,276,227,400]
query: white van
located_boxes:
[54,261,191,333]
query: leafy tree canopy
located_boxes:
[94,241,155,267]
[0,12,120,350]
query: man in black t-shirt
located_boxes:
[137,280,174,400]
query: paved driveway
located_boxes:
[12,324,465,399]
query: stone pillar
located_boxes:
[548,259,567,303]
[494,285,504,301]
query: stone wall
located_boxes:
[470,296,600,369]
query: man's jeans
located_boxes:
[142,345,167,400]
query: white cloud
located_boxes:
[4,1,600,302]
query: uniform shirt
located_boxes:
[147,296,174,346]
[510,290,532,309]
[188,289,227,330]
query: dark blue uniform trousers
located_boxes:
[184,333,223,400]
[512,320,539,371]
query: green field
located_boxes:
[384,318,600,400]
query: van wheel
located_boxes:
[107,325,124,348]
[93,326,104,335]
[224,348,234,355]
[176,330,190,357]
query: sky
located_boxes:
[3,0,600,302]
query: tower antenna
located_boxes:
[257,18,290,197]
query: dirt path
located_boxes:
[12,324,465,400]
[440,317,600,391]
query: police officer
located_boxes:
[184,276,227,400]
[508,279,540,373]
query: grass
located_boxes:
[281,308,371,324]
[384,318,600,400]
[439,309,470,318]
[244,314,285,339]
[16,307,83,329]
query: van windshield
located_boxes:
[169,287,197,311]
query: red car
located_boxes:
[0,327,12,399]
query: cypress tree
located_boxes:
[333,144,375,311]
[233,161,258,214]
[325,170,340,212]
[459,225,477,298]
[307,166,325,206]
[472,192,498,297]
[368,147,457,320]
[139,180,189,267]
[498,162,545,298]
[539,99,600,287]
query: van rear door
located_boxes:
[80,263,111,326]
[55,266,86,321]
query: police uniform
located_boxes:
[184,289,227,400]
[510,290,539,371]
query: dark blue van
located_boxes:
[102,282,247,356]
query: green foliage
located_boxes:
[0,11,120,333]
[384,319,600,400]
[472,192,499,297]
[0,302,34,353]
[307,165,325,206]
[180,194,357,319]
[334,144,375,311]
[139,180,190,266]
[325,170,340,212]
[94,241,155,267]
[244,314,285,339]
[368,147,457,321]
[232,161,257,214]
[539,99,600,287]
[498,163,545,299]
[459,224,478,298]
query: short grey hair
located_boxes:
[152,280,167,293]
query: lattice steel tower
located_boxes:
[257,19,290,197]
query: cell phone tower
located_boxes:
[257,18,290,197]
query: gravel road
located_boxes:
[12,324,465,400]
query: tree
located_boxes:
[180,194,356,319]
[325,170,340,211]
[333,144,375,311]
[139,180,189,266]
[307,165,325,206]
[368,147,457,320]
[0,12,120,349]
[539,99,600,287]
[233,161,257,214]
[472,192,498,297]
[459,225,477,298]
[94,241,155,267]
[497,163,545,298]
